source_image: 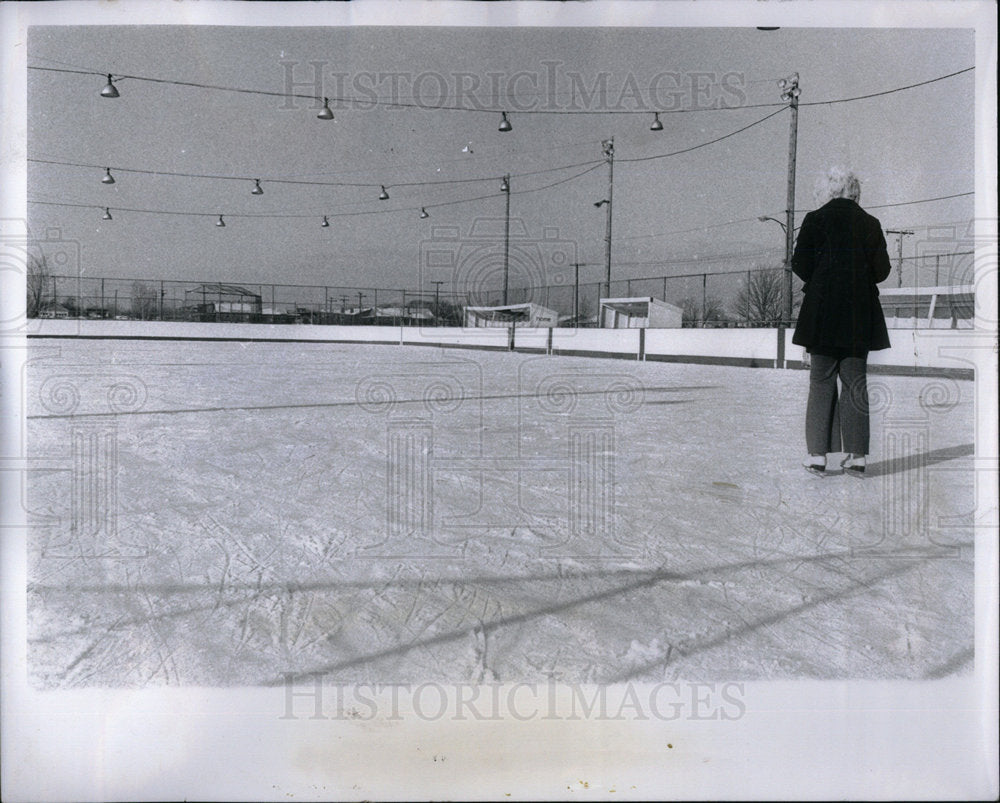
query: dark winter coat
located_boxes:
[791,197,892,353]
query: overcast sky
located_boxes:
[26,24,975,297]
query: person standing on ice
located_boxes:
[791,166,892,477]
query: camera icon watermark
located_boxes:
[913,218,997,327]
[1,221,83,336]
[418,219,576,327]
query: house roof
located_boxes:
[185,283,261,298]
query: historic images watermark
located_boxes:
[278,62,748,113]
[279,677,746,722]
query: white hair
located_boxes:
[814,166,861,205]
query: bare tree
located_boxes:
[679,295,728,327]
[733,267,786,326]
[131,281,159,320]
[26,253,53,318]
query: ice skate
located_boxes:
[841,454,866,477]
[802,454,827,476]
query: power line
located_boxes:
[865,192,974,210]
[28,155,605,191]
[27,63,974,115]
[618,107,786,163]
[26,162,607,221]
[27,105,785,193]
[799,66,974,107]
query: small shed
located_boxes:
[878,285,974,329]
[464,302,558,328]
[599,297,682,329]
[184,283,262,314]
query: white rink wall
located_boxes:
[29,319,975,378]
[647,328,777,367]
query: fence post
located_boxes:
[701,273,707,327]
[746,270,751,325]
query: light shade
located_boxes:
[100,74,119,98]
[498,111,512,132]
[379,185,389,200]
[216,215,226,227]
[251,179,263,195]
[317,98,335,120]
[102,168,116,184]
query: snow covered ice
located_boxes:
[26,339,975,686]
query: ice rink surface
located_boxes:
[26,339,975,686]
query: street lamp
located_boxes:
[758,215,787,234]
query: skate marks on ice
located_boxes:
[24,341,976,686]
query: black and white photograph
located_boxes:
[2,1,997,800]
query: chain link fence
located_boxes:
[29,251,974,328]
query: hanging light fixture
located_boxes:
[500,175,510,193]
[251,179,263,195]
[216,215,226,227]
[379,185,390,200]
[102,167,116,184]
[650,112,663,131]
[100,74,119,98]
[419,207,429,219]
[498,111,512,132]
[321,216,330,227]
[317,98,335,120]
[101,207,113,220]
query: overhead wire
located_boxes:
[27,63,974,115]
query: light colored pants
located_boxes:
[805,353,870,456]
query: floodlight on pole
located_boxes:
[778,72,800,327]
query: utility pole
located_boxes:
[778,73,800,326]
[886,229,913,288]
[502,174,511,306]
[602,138,614,301]
[431,280,444,326]
[572,262,583,328]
